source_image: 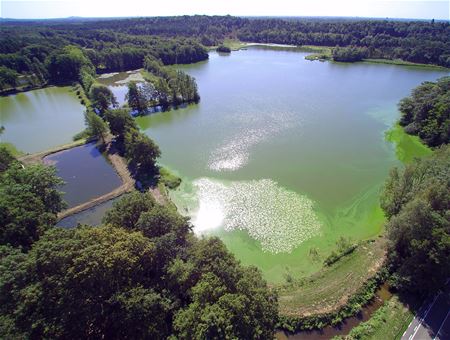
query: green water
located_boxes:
[0,86,85,153]
[141,49,446,283]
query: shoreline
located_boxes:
[19,137,136,221]
[229,40,449,69]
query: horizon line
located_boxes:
[0,14,446,21]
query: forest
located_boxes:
[1,15,449,90]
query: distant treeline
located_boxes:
[1,16,449,89]
[0,19,209,90]
[1,16,449,87]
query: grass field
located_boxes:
[362,58,449,69]
[278,237,386,316]
[338,295,414,340]
[300,45,333,61]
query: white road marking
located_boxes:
[411,293,441,340]
[433,310,450,340]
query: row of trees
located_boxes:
[0,139,277,339]
[381,145,449,295]
[124,56,200,114]
[398,76,450,147]
[380,77,449,296]
[103,108,161,179]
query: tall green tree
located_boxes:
[172,238,278,339]
[103,191,156,230]
[104,109,138,141]
[126,81,148,114]
[124,128,161,175]
[0,226,164,339]
[89,84,118,114]
[84,111,109,143]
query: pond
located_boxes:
[57,196,120,228]
[97,69,144,107]
[44,143,122,208]
[0,86,86,153]
[136,47,449,283]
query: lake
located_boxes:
[44,143,122,208]
[136,47,449,283]
[0,86,85,153]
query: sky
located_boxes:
[1,0,449,20]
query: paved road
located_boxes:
[402,282,450,340]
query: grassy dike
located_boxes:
[276,239,388,332]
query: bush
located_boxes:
[217,45,231,53]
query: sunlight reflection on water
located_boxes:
[208,110,300,171]
[192,178,322,253]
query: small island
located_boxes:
[216,45,231,53]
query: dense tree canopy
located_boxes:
[1,191,278,339]
[217,45,231,53]
[332,46,368,62]
[399,76,450,147]
[84,110,109,143]
[0,19,209,88]
[0,66,19,90]
[104,108,138,141]
[46,45,94,83]
[0,162,65,249]
[381,145,450,294]
[0,146,15,173]
[124,128,161,175]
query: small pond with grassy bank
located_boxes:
[44,142,122,208]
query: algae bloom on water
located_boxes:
[193,178,322,254]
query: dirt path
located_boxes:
[19,139,88,165]
[149,186,167,205]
